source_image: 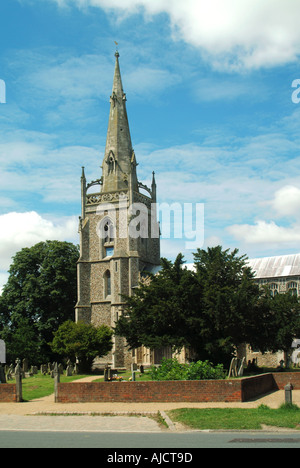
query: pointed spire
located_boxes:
[81,167,86,219]
[112,51,123,96]
[102,52,136,193]
[151,171,157,202]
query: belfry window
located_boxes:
[99,218,115,259]
[104,220,114,243]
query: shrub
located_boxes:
[149,358,226,381]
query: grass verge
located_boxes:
[168,404,300,431]
[7,373,90,401]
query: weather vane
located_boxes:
[114,41,119,51]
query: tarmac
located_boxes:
[0,376,300,433]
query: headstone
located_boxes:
[228,358,237,378]
[22,358,29,373]
[237,357,245,377]
[66,364,73,377]
[7,364,14,380]
[0,365,6,384]
[40,364,47,375]
[285,383,293,404]
[6,366,13,381]
[0,340,6,364]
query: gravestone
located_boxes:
[0,340,6,364]
[22,358,29,373]
[0,365,6,384]
[66,363,73,377]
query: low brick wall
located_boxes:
[272,372,300,390]
[57,379,244,403]
[0,384,17,402]
[57,373,300,404]
[57,380,242,403]
[241,373,275,401]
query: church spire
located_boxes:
[101,51,137,193]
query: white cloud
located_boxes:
[227,183,300,250]
[228,220,300,246]
[0,211,78,272]
[47,0,300,70]
[269,185,300,218]
[0,135,100,204]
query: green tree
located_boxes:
[51,321,113,373]
[264,292,300,364]
[115,247,266,367]
[193,246,262,365]
[115,254,200,353]
[0,240,79,364]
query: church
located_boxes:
[75,51,300,371]
[75,51,161,368]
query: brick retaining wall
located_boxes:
[57,373,300,404]
[2,372,299,404]
[0,384,17,402]
[272,372,300,390]
[57,380,243,403]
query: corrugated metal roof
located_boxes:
[247,253,300,279]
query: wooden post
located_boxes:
[54,362,60,403]
[15,359,22,403]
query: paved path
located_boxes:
[0,376,300,433]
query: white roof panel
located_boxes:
[247,253,300,279]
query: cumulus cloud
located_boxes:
[48,0,300,70]
[228,220,300,245]
[269,185,300,218]
[227,184,300,249]
[0,211,78,272]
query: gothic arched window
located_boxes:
[269,283,278,297]
[104,270,111,297]
[98,217,115,259]
[104,220,114,243]
[287,281,298,296]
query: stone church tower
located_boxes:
[75,52,161,368]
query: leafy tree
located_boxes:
[192,246,262,365]
[115,247,268,367]
[51,320,113,373]
[0,240,79,364]
[262,292,300,364]
[115,254,200,352]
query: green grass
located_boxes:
[7,373,90,401]
[92,369,152,382]
[168,404,300,430]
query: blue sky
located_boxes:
[1,0,300,290]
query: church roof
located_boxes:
[247,253,300,279]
